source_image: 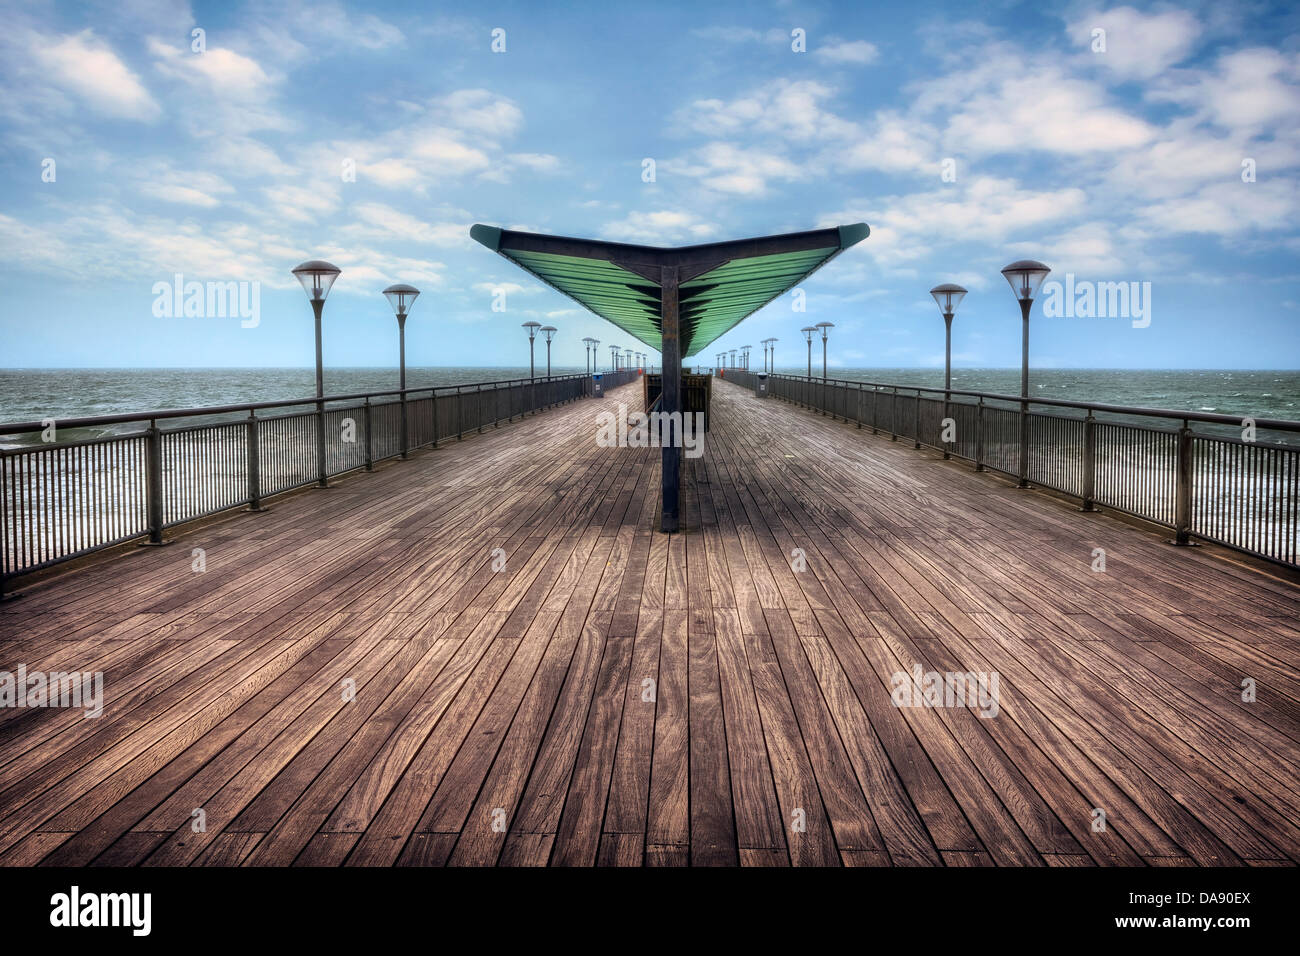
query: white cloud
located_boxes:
[149,38,274,99]
[344,203,469,246]
[817,40,879,65]
[601,210,718,243]
[941,62,1154,155]
[1138,179,1300,235]
[1070,6,1200,79]
[1150,47,1300,134]
[32,30,160,121]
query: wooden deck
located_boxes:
[1,379,1297,867]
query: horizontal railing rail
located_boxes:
[0,370,641,594]
[727,371,1300,569]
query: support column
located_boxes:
[660,264,681,533]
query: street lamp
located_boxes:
[742,345,751,369]
[610,344,619,371]
[382,282,420,460]
[815,322,834,379]
[540,325,557,377]
[582,337,596,376]
[522,321,541,380]
[625,348,632,370]
[1001,259,1052,488]
[929,282,967,460]
[293,259,342,399]
[292,259,341,487]
[800,326,815,377]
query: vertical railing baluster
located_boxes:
[975,398,985,472]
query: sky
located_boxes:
[1,0,1298,371]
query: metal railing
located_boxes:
[0,371,637,594]
[724,370,1300,569]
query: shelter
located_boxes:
[471,222,870,531]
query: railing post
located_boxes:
[1174,419,1193,545]
[975,398,985,472]
[316,399,328,488]
[942,393,951,460]
[1019,398,1030,489]
[857,383,863,428]
[144,418,164,544]
[246,410,265,510]
[431,389,440,447]
[914,389,922,449]
[891,386,898,441]
[872,386,879,434]
[400,390,409,459]
[1081,410,1096,512]
[363,398,374,471]
[478,385,484,433]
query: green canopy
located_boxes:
[471,222,868,358]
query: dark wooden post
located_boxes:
[1174,420,1193,545]
[362,398,374,471]
[246,410,264,509]
[1081,410,1096,511]
[661,264,681,533]
[145,418,164,543]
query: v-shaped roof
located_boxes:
[471,222,869,358]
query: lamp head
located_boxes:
[382,283,420,317]
[929,282,967,317]
[1000,260,1051,302]
[292,260,342,302]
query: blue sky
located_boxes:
[1,0,1298,370]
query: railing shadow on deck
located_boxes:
[717,368,1300,570]
[0,369,642,596]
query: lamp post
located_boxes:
[815,322,833,379]
[929,283,967,460]
[610,345,619,371]
[742,345,751,369]
[540,325,557,377]
[582,337,595,376]
[292,259,341,487]
[625,348,632,370]
[522,321,541,380]
[1001,259,1052,488]
[801,326,815,377]
[382,283,421,460]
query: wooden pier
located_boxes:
[0,379,1297,867]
